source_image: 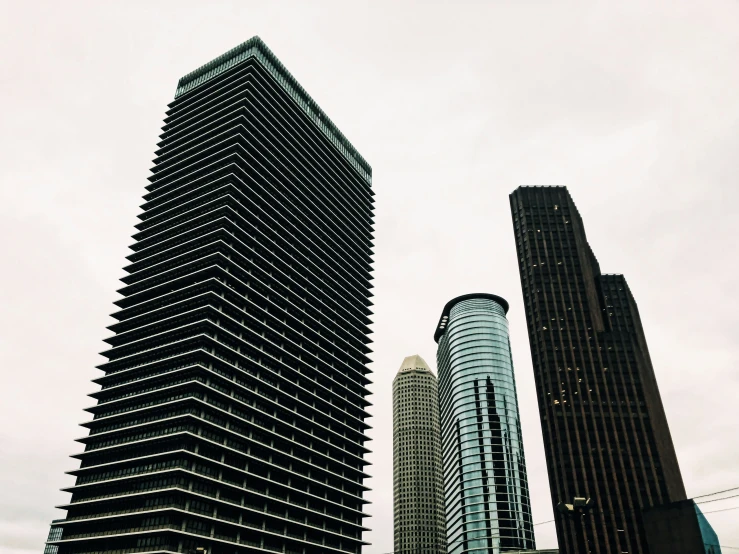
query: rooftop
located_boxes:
[174,36,371,183]
[397,354,431,374]
[434,293,510,343]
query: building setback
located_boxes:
[393,354,446,554]
[435,294,536,554]
[642,499,722,554]
[509,186,686,554]
[46,36,374,554]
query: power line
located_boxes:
[701,505,739,515]
[693,485,739,499]
[696,492,739,505]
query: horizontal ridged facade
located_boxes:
[48,37,374,554]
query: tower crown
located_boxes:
[175,36,371,183]
[397,354,431,374]
[433,293,509,342]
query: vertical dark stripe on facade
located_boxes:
[483,378,515,549]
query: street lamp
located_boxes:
[557,497,594,554]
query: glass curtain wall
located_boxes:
[436,295,535,554]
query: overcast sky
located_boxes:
[1,1,738,553]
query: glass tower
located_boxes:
[45,37,374,554]
[509,186,686,554]
[695,504,722,554]
[393,355,446,554]
[435,294,535,554]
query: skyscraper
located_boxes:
[45,37,374,554]
[509,186,686,554]
[393,355,446,554]
[44,520,63,554]
[435,294,536,554]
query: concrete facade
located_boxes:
[393,355,446,554]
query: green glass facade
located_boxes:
[436,294,535,554]
[696,504,721,554]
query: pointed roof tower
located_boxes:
[397,354,431,374]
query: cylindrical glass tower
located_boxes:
[435,294,535,554]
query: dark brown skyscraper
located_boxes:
[509,186,686,554]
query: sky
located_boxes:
[0,1,737,553]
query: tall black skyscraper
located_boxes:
[510,186,685,554]
[46,37,374,554]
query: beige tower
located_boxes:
[393,355,446,554]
